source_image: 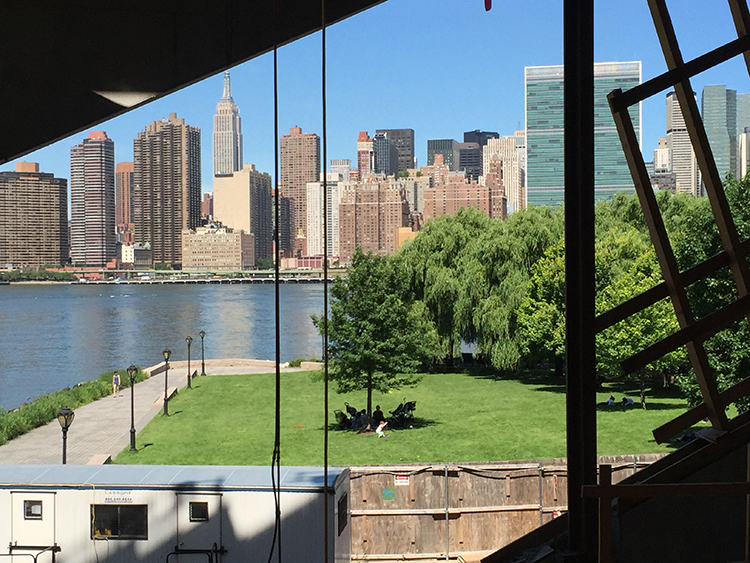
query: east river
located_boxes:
[0,283,325,410]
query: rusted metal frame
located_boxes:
[594,239,750,333]
[728,0,750,77]
[609,34,750,113]
[608,88,728,430]
[621,293,750,374]
[653,375,750,443]
[649,0,750,319]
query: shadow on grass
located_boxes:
[595,402,685,412]
[325,416,439,432]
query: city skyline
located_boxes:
[1,0,747,197]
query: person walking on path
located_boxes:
[112,372,121,396]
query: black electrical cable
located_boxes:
[267,0,282,560]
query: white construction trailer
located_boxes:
[0,465,350,563]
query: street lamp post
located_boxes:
[162,349,171,416]
[199,330,206,375]
[127,364,138,452]
[57,407,75,464]
[186,336,193,389]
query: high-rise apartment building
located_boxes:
[375,129,415,172]
[373,132,399,177]
[357,132,374,179]
[330,159,351,179]
[213,163,273,265]
[201,193,213,221]
[525,61,641,206]
[70,131,116,267]
[213,71,243,176]
[115,162,134,228]
[0,162,68,268]
[484,136,524,212]
[134,113,202,267]
[280,126,320,256]
[702,85,737,181]
[338,179,408,263]
[427,139,461,171]
[306,172,342,257]
[666,91,700,196]
[423,175,505,220]
[653,137,670,173]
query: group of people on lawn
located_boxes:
[349,405,389,438]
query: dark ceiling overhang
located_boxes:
[0,0,385,164]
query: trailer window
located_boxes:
[24,500,43,520]
[189,501,209,522]
[91,504,148,540]
[337,493,348,536]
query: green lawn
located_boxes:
[114,370,695,466]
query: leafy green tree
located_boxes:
[256,257,273,270]
[460,205,564,369]
[516,202,683,394]
[313,248,433,418]
[668,176,750,410]
[398,208,492,364]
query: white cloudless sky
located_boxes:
[3,0,749,195]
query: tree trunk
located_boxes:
[639,370,647,409]
[366,372,373,425]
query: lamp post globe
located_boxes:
[57,407,75,464]
[186,336,193,389]
[127,364,138,452]
[162,349,171,416]
[199,330,206,375]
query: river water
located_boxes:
[0,283,325,410]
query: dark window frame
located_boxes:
[24,500,43,520]
[337,493,348,536]
[91,504,148,540]
[189,501,209,522]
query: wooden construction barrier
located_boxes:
[347,455,663,561]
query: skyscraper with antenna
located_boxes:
[213,71,243,176]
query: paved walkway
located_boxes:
[0,360,308,465]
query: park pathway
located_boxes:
[0,360,305,465]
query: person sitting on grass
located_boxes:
[373,405,386,425]
[621,396,634,407]
[376,420,389,438]
[350,410,366,429]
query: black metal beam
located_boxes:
[564,0,597,560]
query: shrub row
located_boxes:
[0,367,149,445]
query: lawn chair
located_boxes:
[333,410,350,430]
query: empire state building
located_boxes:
[213,71,243,176]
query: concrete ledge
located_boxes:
[145,358,278,375]
[300,361,323,370]
[87,454,112,465]
[153,386,178,407]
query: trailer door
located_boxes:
[176,493,223,562]
[10,492,57,562]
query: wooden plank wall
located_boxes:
[348,455,663,560]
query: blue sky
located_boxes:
[3,0,749,194]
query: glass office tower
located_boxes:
[525,61,641,207]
